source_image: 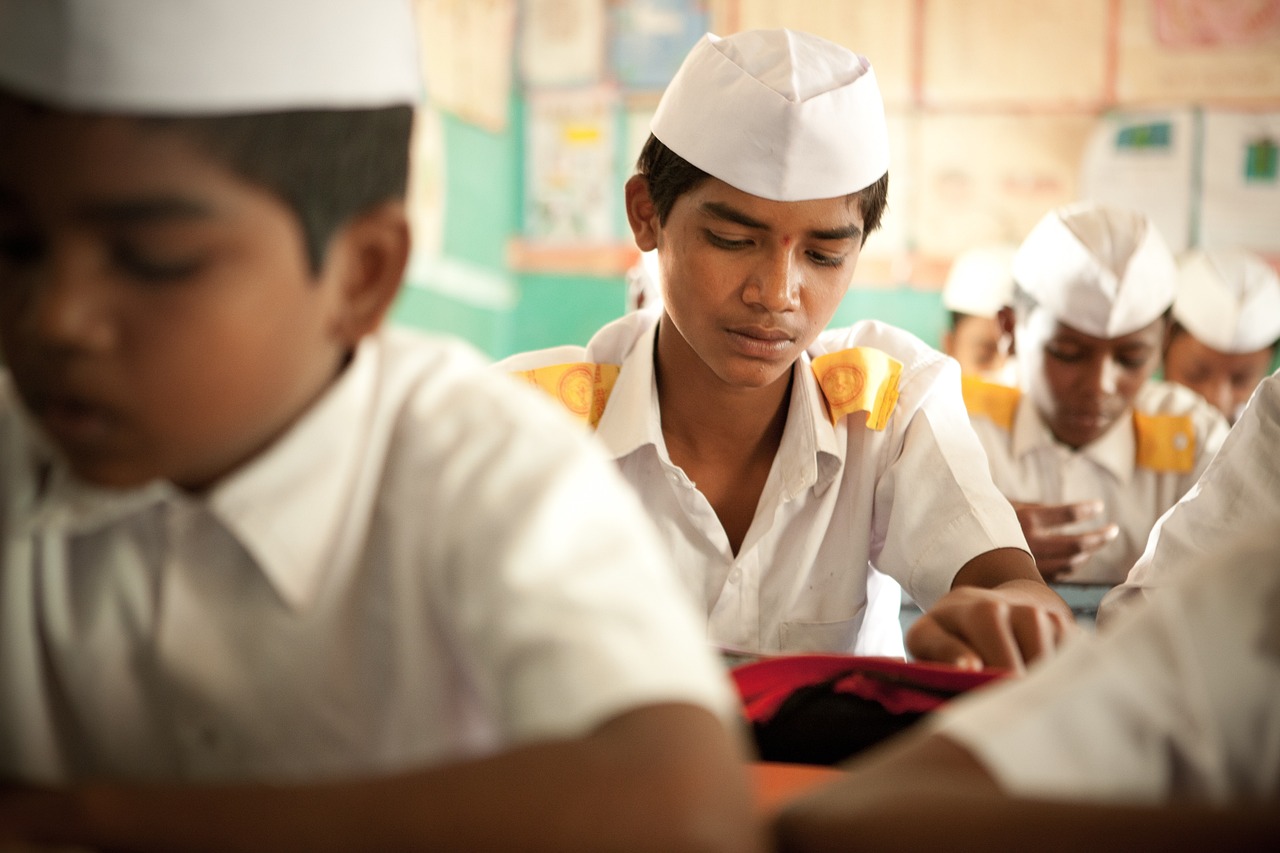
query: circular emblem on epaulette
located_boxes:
[559,366,594,416]
[1173,431,1189,452]
[821,364,866,407]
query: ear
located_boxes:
[996,305,1017,356]
[625,174,661,252]
[323,201,411,346]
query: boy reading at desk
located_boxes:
[0,2,760,851]
[963,203,1228,584]
[501,28,1073,669]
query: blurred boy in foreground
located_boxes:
[0,2,760,850]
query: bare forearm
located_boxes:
[778,787,1280,853]
[775,733,1277,853]
[8,705,764,853]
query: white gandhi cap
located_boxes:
[1012,202,1177,338]
[650,29,889,202]
[943,245,1018,318]
[0,0,421,113]
[1173,248,1280,353]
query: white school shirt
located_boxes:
[1099,368,1280,625]
[935,535,1280,802]
[0,326,736,784]
[499,310,1030,657]
[965,380,1228,584]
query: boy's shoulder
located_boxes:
[809,319,947,375]
[1131,379,1230,473]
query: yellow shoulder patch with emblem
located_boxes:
[1132,411,1196,473]
[810,347,903,431]
[512,362,620,428]
[960,375,1021,430]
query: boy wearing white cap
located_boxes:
[0,1,761,850]
[502,30,1073,668]
[941,245,1018,384]
[964,203,1229,584]
[1163,247,1280,424]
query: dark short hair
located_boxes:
[634,133,889,244]
[153,106,414,272]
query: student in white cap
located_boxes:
[0,1,761,850]
[963,203,1229,585]
[1099,366,1280,624]
[941,244,1018,384]
[500,29,1074,668]
[775,523,1280,851]
[1163,247,1280,424]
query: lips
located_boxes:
[27,391,117,448]
[725,324,797,359]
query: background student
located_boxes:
[502,28,1074,669]
[1163,247,1280,425]
[964,203,1229,584]
[0,2,760,850]
[941,244,1018,385]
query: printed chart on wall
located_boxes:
[1078,110,1197,254]
[610,0,708,91]
[415,0,516,132]
[524,87,618,245]
[1201,111,1280,253]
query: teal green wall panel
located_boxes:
[390,283,511,357]
[440,105,520,270]
[502,273,628,357]
[830,286,947,350]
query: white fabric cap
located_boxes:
[943,245,1018,318]
[1012,202,1177,338]
[1173,248,1280,353]
[0,0,421,113]
[650,29,889,201]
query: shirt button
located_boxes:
[1173,432,1189,451]
[728,568,742,584]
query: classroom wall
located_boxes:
[394,0,1280,359]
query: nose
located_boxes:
[1206,379,1234,421]
[22,252,117,353]
[744,247,801,312]
[1097,357,1119,395]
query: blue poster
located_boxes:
[610,0,708,92]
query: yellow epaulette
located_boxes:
[810,347,903,431]
[960,375,1021,430]
[511,362,620,428]
[1132,410,1196,473]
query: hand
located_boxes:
[1011,500,1119,582]
[905,584,1079,673]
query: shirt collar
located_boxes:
[1011,395,1136,483]
[595,315,666,461]
[594,317,844,495]
[205,337,382,612]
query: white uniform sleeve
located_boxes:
[868,343,1031,607]
[1100,369,1280,624]
[935,543,1280,803]
[418,369,738,745]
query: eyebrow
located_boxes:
[700,200,862,242]
[78,197,218,224]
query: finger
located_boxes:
[1015,499,1105,529]
[927,596,1027,673]
[1006,605,1060,666]
[904,616,984,671]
